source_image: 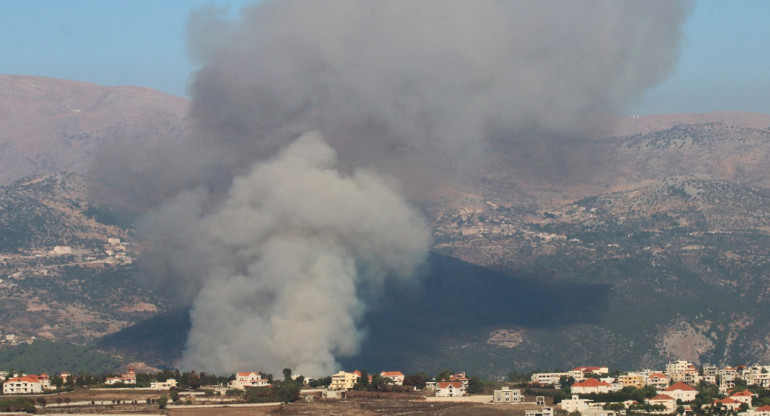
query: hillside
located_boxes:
[0,173,174,347]
[3,75,770,376]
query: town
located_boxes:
[3,360,770,415]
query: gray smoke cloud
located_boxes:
[184,0,691,185]
[115,0,691,376]
[138,131,431,375]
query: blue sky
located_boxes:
[1,0,768,115]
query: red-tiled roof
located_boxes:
[649,372,667,378]
[664,382,696,392]
[381,371,404,377]
[713,397,738,405]
[437,381,464,389]
[650,394,675,401]
[6,376,42,383]
[756,405,770,412]
[573,378,610,387]
[731,390,754,397]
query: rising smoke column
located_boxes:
[123,1,691,376]
[138,132,430,375]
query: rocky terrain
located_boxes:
[0,173,173,346]
[2,75,770,376]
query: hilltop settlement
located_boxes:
[4,360,770,414]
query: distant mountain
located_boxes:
[0,75,190,185]
[4,75,770,377]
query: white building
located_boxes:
[493,386,522,403]
[560,395,593,413]
[531,372,569,386]
[151,379,178,390]
[380,371,405,386]
[229,372,270,389]
[662,382,698,402]
[2,375,44,394]
[436,381,465,397]
[105,367,136,385]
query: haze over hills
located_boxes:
[3,76,770,377]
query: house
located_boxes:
[748,404,770,416]
[436,381,465,397]
[712,397,741,411]
[229,372,270,389]
[618,372,646,389]
[719,367,738,392]
[493,386,522,403]
[665,361,700,384]
[730,390,756,406]
[646,372,671,390]
[526,407,554,416]
[531,372,569,386]
[647,394,677,412]
[59,372,71,383]
[450,372,470,387]
[742,366,770,388]
[151,379,178,390]
[571,378,618,394]
[380,371,405,385]
[569,367,610,381]
[38,373,52,390]
[105,367,136,385]
[2,375,44,394]
[330,370,360,391]
[662,382,698,402]
[560,395,594,413]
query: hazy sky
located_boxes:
[1,0,768,115]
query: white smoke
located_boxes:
[139,132,430,375]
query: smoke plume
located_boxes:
[138,131,430,375]
[108,1,691,376]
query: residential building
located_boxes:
[526,407,554,416]
[435,381,465,397]
[151,379,178,390]
[330,370,359,391]
[229,372,270,389]
[2,375,44,394]
[380,371,405,385]
[571,378,617,394]
[560,395,593,413]
[531,372,569,386]
[743,366,770,388]
[493,386,522,403]
[662,382,698,402]
[717,367,737,392]
[618,372,646,389]
[748,404,770,416]
[712,397,741,411]
[647,394,676,413]
[665,361,700,384]
[647,372,670,390]
[450,372,470,387]
[729,390,756,406]
[569,367,610,382]
[105,367,136,385]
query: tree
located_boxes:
[283,368,292,382]
[467,376,485,394]
[436,370,452,382]
[403,372,428,390]
[157,395,168,409]
[277,381,300,403]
